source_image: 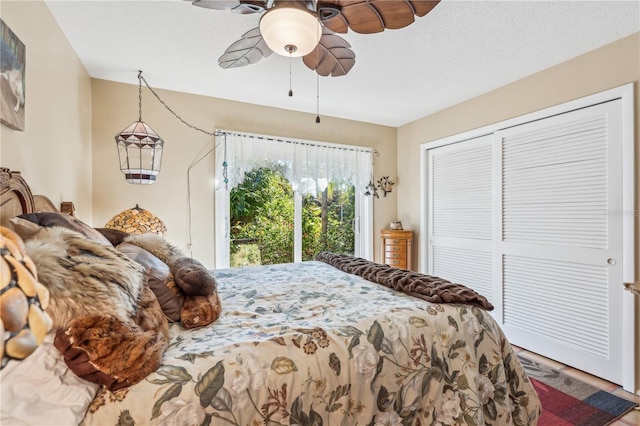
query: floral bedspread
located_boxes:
[82,261,540,425]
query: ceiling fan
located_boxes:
[186,0,440,77]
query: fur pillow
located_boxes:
[118,233,222,329]
[11,212,111,247]
[181,293,223,330]
[96,228,223,329]
[24,227,143,330]
[116,242,184,322]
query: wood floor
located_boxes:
[513,346,640,425]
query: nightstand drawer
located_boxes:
[387,239,403,245]
[384,258,404,266]
[384,244,407,256]
[385,251,406,259]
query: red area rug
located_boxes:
[519,355,637,426]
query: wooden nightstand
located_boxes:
[381,229,413,270]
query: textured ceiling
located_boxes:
[44,0,640,127]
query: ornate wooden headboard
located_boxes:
[0,168,73,228]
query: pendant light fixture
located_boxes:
[115,71,164,185]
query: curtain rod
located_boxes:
[215,129,375,154]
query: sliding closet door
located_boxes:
[425,92,632,387]
[426,135,496,305]
[496,100,624,385]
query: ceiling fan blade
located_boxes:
[317,3,348,34]
[303,28,355,77]
[190,0,241,10]
[318,0,440,34]
[189,0,266,13]
[218,28,273,69]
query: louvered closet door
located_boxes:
[497,100,624,384]
[426,135,496,305]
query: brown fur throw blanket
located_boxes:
[53,285,168,391]
[25,227,170,390]
[316,252,494,310]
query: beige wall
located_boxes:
[397,32,640,393]
[0,1,93,219]
[92,79,398,268]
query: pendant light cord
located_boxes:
[135,71,220,257]
[186,141,218,256]
[138,71,216,137]
[137,71,143,121]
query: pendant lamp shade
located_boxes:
[115,71,164,185]
[115,121,164,184]
[259,4,321,57]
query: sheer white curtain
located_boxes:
[213,130,374,267]
[215,131,372,196]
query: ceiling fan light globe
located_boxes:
[259,6,321,57]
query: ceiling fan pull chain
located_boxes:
[315,72,320,124]
[315,30,320,123]
[288,50,293,97]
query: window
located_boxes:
[214,130,373,268]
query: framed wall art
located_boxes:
[1,19,26,131]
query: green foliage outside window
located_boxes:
[301,181,355,261]
[230,167,355,266]
[230,168,294,265]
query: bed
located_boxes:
[0,168,541,425]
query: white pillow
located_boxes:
[1,333,99,425]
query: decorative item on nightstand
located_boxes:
[381,229,413,270]
[104,204,167,236]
